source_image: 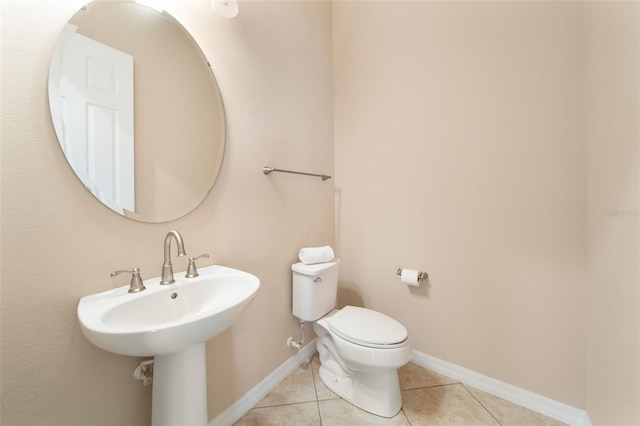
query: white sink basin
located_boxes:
[78,265,260,357]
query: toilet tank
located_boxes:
[292,259,340,321]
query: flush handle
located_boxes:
[313,277,322,283]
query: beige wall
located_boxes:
[3,0,640,424]
[333,0,587,408]
[0,0,333,424]
[334,1,640,422]
[584,2,640,424]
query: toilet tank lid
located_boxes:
[328,305,408,346]
[291,258,340,275]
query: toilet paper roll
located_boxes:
[401,269,420,287]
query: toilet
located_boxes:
[292,258,411,418]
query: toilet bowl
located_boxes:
[291,259,411,417]
[314,307,411,417]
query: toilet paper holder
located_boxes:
[396,268,428,281]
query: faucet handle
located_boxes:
[185,254,209,278]
[111,267,146,293]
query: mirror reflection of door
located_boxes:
[49,2,226,223]
[50,24,135,214]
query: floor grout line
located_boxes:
[401,382,461,392]
[401,408,415,426]
[310,355,324,426]
[461,383,504,426]
[252,400,319,409]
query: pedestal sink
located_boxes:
[77,265,260,425]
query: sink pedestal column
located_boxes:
[152,343,208,426]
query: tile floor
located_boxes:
[234,354,567,425]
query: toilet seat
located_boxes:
[327,306,408,349]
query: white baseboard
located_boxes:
[411,351,592,426]
[209,339,317,426]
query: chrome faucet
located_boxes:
[160,230,187,285]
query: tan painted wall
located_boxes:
[0,0,333,424]
[584,2,640,424]
[3,0,639,424]
[333,0,587,408]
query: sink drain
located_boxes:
[171,292,178,299]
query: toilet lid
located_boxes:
[327,306,408,347]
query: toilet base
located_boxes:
[318,363,403,418]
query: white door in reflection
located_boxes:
[51,24,135,214]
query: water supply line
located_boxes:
[286,321,305,350]
[134,359,154,386]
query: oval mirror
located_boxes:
[48,0,225,223]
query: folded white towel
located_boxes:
[298,246,335,265]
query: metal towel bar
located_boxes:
[263,166,331,181]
